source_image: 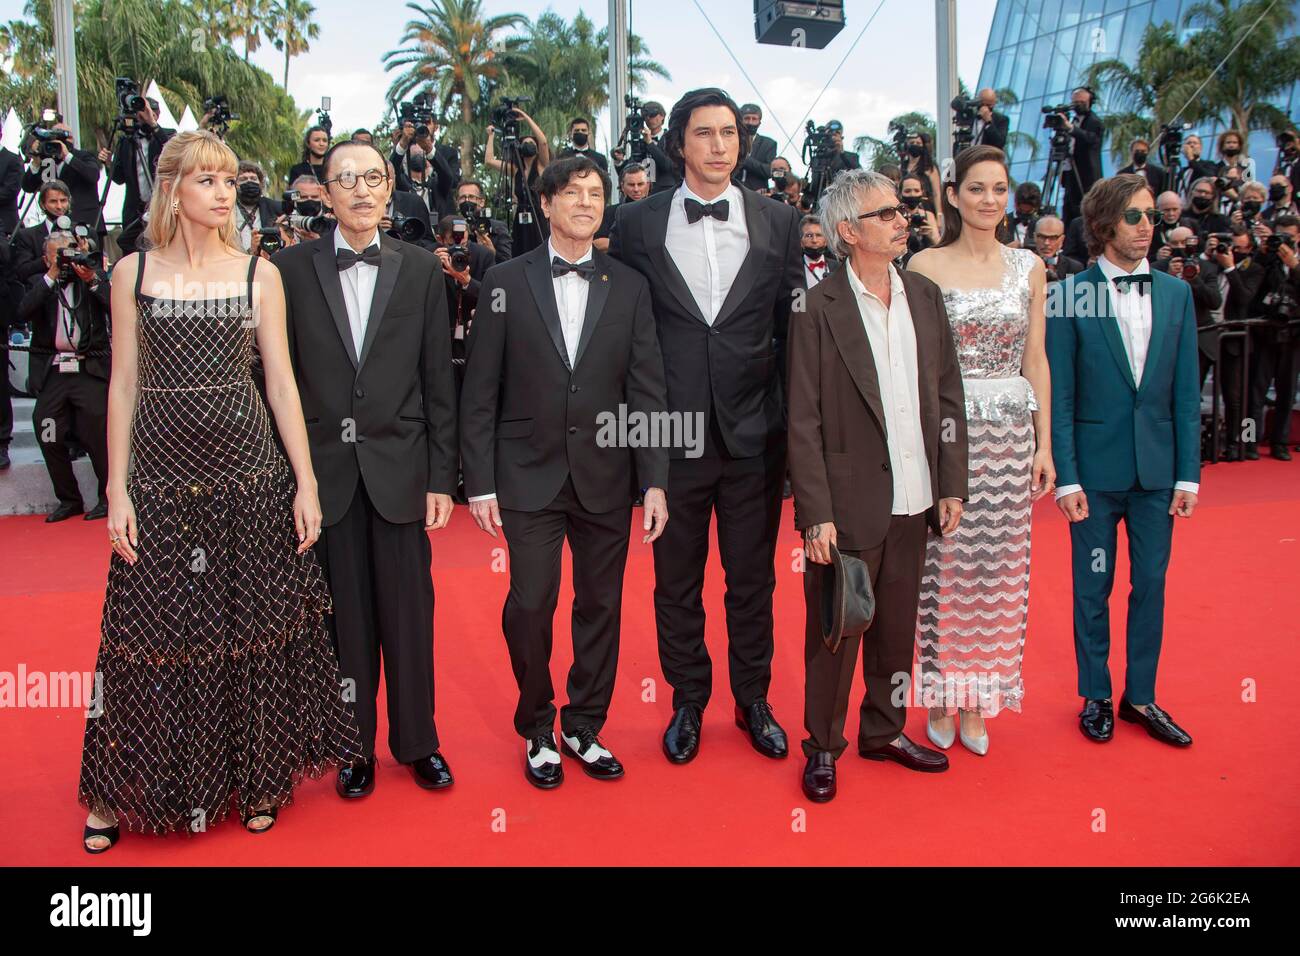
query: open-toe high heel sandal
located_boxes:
[83,821,120,854]
[241,806,278,834]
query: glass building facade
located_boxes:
[977,0,1300,191]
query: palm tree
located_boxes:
[266,0,320,88]
[229,0,271,61]
[382,0,529,178]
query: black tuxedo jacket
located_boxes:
[1068,111,1105,190]
[975,111,1009,150]
[1118,161,1168,196]
[0,147,22,236]
[12,222,54,283]
[460,245,669,513]
[21,147,103,228]
[738,133,778,191]
[110,126,175,220]
[390,190,435,248]
[272,233,458,526]
[609,186,804,459]
[18,273,111,394]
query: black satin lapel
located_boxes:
[822,272,886,437]
[312,241,358,368]
[573,255,612,370]
[524,249,571,370]
[357,244,402,372]
[713,188,767,328]
[642,193,709,326]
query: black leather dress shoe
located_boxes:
[0,446,9,470]
[1079,698,1114,742]
[84,501,108,520]
[735,701,789,758]
[663,705,702,764]
[45,503,83,523]
[858,734,949,772]
[1271,444,1293,461]
[336,757,376,798]
[561,727,624,780]
[802,752,836,802]
[410,751,454,789]
[524,734,564,789]
[1244,443,1260,460]
[1119,698,1192,747]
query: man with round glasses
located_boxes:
[1046,174,1200,750]
[272,140,461,798]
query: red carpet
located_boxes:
[2,459,1298,866]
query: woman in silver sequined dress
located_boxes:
[906,146,1055,755]
[79,132,362,852]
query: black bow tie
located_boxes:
[336,245,382,271]
[551,256,596,280]
[1111,272,1151,295]
[684,198,730,224]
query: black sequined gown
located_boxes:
[78,252,363,835]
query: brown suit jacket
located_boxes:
[787,263,968,551]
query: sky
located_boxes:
[1,0,998,163]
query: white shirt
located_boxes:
[664,181,749,324]
[42,274,81,353]
[333,227,381,357]
[549,239,593,367]
[1054,254,1199,499]
[844,260,933,516]
[236,202,263,254]
[804,254,831,288]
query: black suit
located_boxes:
[12,220,56,284]
[273,233,458,763]
[110,125,175,253]
[556,146,610,174]
[738,133,778,191]
[1062,110,1104,224]
[974,111,1009,149]
[18,273,111,507]
[1043,253,1085,281]
[0,147,22,236]
[392,144,459,219]
[610,185,804,713]
[233,197,283,253]
[1063,215,1089,263]
[389,190,435,249]
[1118,161,1168,197]
[460,245,669,737]
[0,242,19,449]
[20,147,103,229]
[1177,158,1221,199]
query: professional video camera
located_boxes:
[399,92,438,140]
[1041,104,1072,132]
[888,121,909,165]
[802,119,839,203]
[116,77,146,118]
[316,96,333,136]
[618,92,649,164]
[26,109,71,160]
[203,94,238,136]
[491,95,531,150]
[386,214,427,243]
[950,96,976,152]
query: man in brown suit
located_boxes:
[787,169,968,802]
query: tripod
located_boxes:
[491,137,547,253]
[1040,129,1083,219]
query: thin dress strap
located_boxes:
[245,255,257,309]
[134,250,146,298]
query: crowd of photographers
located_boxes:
[0,80,1295,511]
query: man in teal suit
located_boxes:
[1046,174,1199,748]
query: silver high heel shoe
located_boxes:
[926,710,955,750]
[958,709,989,755]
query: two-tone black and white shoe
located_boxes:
[525,733,564,789]
[560,726,625,780]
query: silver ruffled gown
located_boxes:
[916,245,1039,717]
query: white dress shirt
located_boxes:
[844,260,933,516]
[1055,254,1199,499]
[333,227,381,357]
[467,240,595,504]
[804,254,830,288]
[664,181,749,324]
[236,202,264,254]
[42,274,81,353]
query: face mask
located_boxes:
[743,123,760,136]
[295,199,322,216]
[901,195,923,209]
[1233,248,1250,264]
[802,246,824,260]
[572,131,589,148]
[1191,196,1212,211]
[408,154,427,174]
[1072,103,1088,115]
[1241,200,1262,217]
[1132,150,1148,165]
[773,173,788,189]
[520,141,538,158]
[1269,184,1288,202]
[1222,146,1240,158]
[237,181,261,203]
[906,144,923,157]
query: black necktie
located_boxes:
[1111,273,1151,295]
[551,256,596,280]
[336,245,382,271]
[684,198,730,224]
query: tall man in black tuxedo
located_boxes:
[1059,87,1104,224]
[972,88,1009,150]
[461,156,670,787]
[100,97,174,255]
[19,123,102,230]
[737,104,778,191]
[272,141,459,797]
[610,88,804,764]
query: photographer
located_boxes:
[1264,174,1296,224]
[821,119,861,184]
[233,160,284,256]
[351,129,374,146]
[433,214,491,385]
[1032,215,1083,282]
[1275,130,1300,196]
[1177,134,1221,198]
[1118,138,1166,196]
[0,116,21,235]
[737,104,778,191]
[769,156,801,205]
[899,172,939,262]
[612,99,678,195]
[1151,190,1193,257]
[899,130,940,203]
[1240,216,1300,461]
[1212,227,1267,459]
[20,119,102,229]
[1003,181,1041,247]
[1185,177,1232,235]
[799,214,835,288]
[100,93,174,255]
[556,116,610,174]
[391,115,460,217]
[381,159,435,251]
[1057,87,1103,224]
[972,88,1008,149]
[455,180,511,263]
[594,163,650,252]
[286,125,329,186]
[1154,225,1223,398]
[485,106,550,256]
[1232,180,1269,232]
[1216,129,1256,183]
[12,180,77,282]
[285,174,332,244]
[1217,165,1245,217]
[18,231,111,521]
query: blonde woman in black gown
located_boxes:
[80,131,362,852]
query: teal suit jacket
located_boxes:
[1046,264,1201,492]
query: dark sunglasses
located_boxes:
[1122,208,1160,225]
[858,204,910,223]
